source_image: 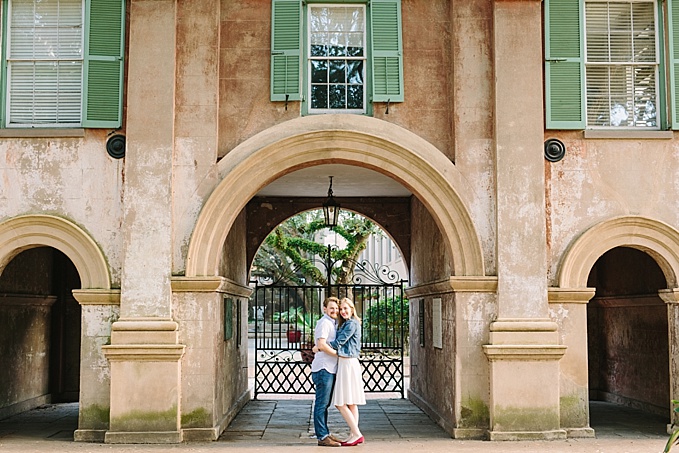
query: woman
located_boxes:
[314,297,366,446]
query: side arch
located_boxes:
[558,216,679,288]
[0,214,111,289]
[186,115,485,277]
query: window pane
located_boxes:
[329,60,345,83]
[329,85,346,109]
[347,61,363,84]
[311,85,328,109]
[347,85,363,109]
[311,60,328,83]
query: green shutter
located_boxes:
[669,0,679,129]
[83,0,125,128]
[370,0,403,102]
[545,0,585,129]
[271,0,302,101]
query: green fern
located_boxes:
[664,400,679,452]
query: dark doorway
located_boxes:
[587,247,669,425]
[0,247,81,419]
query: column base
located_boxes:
[104,431,182,444]
[489,429,567,441]
[452,428,487,440]
[74,429,106,442]
[566,427,595,438]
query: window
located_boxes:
[585,1,658,128]
[308,5,366,113]
[1,0,125,128]
[271,0,403,115]
[544,0,679,129]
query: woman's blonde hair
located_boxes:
[338,297,362,327]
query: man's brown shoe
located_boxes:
[318,436,341,447]
[328,434,344,444]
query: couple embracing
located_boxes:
[311,296,365,447]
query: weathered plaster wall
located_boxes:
[216,211,249,433]
[217,0,454,159]
[409,293,456,430]
[546,133,679,285]
[0,132,124,288]
[451,0,495,275]
[409,198,449,286]
[219,210,248,282]
[587,247,668,414]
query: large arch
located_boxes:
[186,115,485,277]
[558,216,679,289]
[0,214,111,289]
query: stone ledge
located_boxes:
[102,344,186,362]
[483,345,567,360]
[73,289,121,305]
[104,430,182,444]
[547,287,596,304]
[406,276,498,298]
[490,318,558,332]
[488,429,567,441]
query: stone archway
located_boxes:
[0,214,118,442]
[551,215,679,436]
[186,115,485,279]
[0,214,111,290]
[558,216,679,289]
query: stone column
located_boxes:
[660,288,679,427]
[548,288,596,438]
[102,0,184,444]
[72,290,121,443]
[484,0,566,440]
[450,277,497,439]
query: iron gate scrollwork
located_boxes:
[252,247,408,397]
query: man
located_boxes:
[311,296,342,447]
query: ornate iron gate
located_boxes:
[252,258,407,397]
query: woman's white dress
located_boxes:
[332,356,366,406]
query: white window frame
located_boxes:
[307,3,367,115]
[5,0,85,128]
[583,0,660,129]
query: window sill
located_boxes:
[0,128,85,138]
[583,130,673,140]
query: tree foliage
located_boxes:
[251,209,382,288]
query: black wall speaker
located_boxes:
[106,134,126,159]
[544,138,566,162]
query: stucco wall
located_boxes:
[409,293,456,429]
[217,0,454,160]
[546,133,679,285]
[409,198,449,286]
[0,132,124,288]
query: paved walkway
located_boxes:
[0,399,673,452]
